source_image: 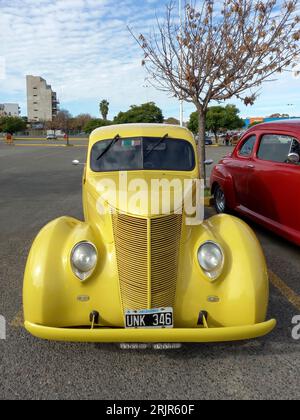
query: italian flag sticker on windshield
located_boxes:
[133,140,141,147]
[122,140,141,148]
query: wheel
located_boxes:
[214,185,227,214]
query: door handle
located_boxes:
[247,164,255,168]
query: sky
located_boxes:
[1,0,300,121]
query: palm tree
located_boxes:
[99,100,109,121]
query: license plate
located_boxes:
[125,308,173,329]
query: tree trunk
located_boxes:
[214,131,218,144]
[197,107,207,186]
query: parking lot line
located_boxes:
[269,270,300,311]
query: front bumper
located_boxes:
[25,319,276,343]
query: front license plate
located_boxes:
[125,308,173,329]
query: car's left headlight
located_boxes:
[197,241,224,281]
[71,241,98,281]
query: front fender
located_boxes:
[176,214,269,328]
[23,217,123,328]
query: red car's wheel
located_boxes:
[214,185,227,214]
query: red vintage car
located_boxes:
[210,121,300,245]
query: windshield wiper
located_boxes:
[96,134,121,161]
[145,133,169,159]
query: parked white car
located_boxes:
[46,134,57,140]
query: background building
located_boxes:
[244,115,300,127]
[26,75,59,123]
[0,103,20,117]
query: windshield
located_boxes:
[90,137,195,172]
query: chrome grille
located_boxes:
[112,212,182,311]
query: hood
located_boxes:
[86,171,198,218]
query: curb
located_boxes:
[14,138,88,142]
[14,144,87,148]
[15,144,68,148]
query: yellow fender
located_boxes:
[176,214,270,328]
[24,216,123,329]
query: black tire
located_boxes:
[214,185,227,214]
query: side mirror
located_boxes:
[72,160,85,166]
[287,153,300,164]
[204,159,214,166]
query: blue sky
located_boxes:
[0,0,300,120]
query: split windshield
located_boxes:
[90,137,195,172]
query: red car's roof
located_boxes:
[247,119,300,133]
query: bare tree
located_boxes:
[131,0,300,182]
[52,109,72,145]
[70,114,92,133]
[53,110,72,131]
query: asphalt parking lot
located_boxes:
[0,142,299,400]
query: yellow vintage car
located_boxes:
[23,124,276,343]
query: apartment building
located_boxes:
[26,75,59,122]
[0,103,20,117]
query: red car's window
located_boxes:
[238,135,256,157]
[257,134,300,164]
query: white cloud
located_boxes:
[0,0,179,118]
[0,0,300,120]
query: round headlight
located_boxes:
[71,242,98,281]
[197,241,224,280]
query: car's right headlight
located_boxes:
[197,241,224,281]
[71,241,98,281]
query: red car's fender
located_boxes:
[211,161,237,210]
